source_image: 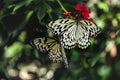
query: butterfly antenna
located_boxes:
[61,45,69,69]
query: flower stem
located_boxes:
[56,0,68,12]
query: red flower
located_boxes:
[87,18,93,21]
[63,2,94,22]
[75,2,93,21]
[75,3,87,11]
[63,12,72,18]
[81,10,90,18]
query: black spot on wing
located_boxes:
[64,25,68,29]
[89,21,92,26]
[54,31,57,33]
[54,24,57,28]
[59,19,64,23]
[84,20,89,25]
[44,37,47,43]
[80,23,88,31]
[58,27,62,32]
[49,21,54,27]
[57,25,61,28]
[38,39,41,43]
[64,19,69,23]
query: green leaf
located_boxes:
[37,1,47,22]
[97,66,111,78]
[90,54,101,67]
[9,0,33,14]
[116,13,120,21]
[37,5,46,22]
[18,31,27,42]
[97,2,109,12]
[24,0,33,6]
[71,50,79,62]
[4,42,23,58]
[45,3,52,13]
[13,6,23,14]
[116,36,120,45]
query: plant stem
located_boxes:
[56,0,68,12]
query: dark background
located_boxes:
[0,0,120,80]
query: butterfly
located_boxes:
[30,37,69,68]
[48,19,101,49]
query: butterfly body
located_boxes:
[48,19,101,49]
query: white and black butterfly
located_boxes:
[48,19,101,49]
[30,37,69,68]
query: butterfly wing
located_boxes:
[80,20,101,37]
[48,19,75,35]
[31,37,49,52]
[60,20,90,49]
[77,23,90,49]
[60,24,77,49]
[48,41,63,62]
[77,33,90,49]
[31,37,63,62]
[48,19,100,49]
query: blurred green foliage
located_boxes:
[0,0,120,80]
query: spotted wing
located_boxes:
[31,37,63,62]
[48,19,100,49]
[77,21,91,49]
[48,19,75,35]
[47,41,63,62]
[31,37,49,52]
[60,21,90,49]
[80,20,101,37]
[60,24,77,49]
